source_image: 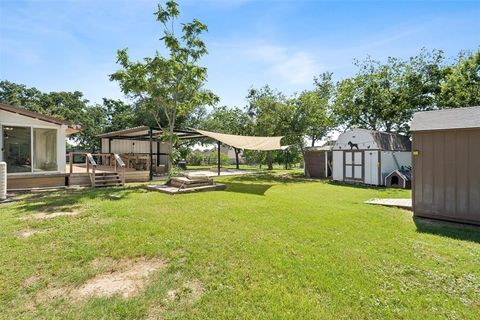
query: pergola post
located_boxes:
[108,138,112,165]
[149,127,153,181]
[217,140,221,176]
[234,148,240,170]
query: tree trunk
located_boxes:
[267,151,273,170]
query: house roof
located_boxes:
[411,106,480,131]
[0,102,81,134]
[370,131,411,151]
[0,102,67,125]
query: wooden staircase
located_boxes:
[93,172,122,187]
[80,153,126,188]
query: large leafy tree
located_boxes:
[110,0,218,162]
[202,105,252,168]
[334,49,446,135]
[102,98,137,132]
[203,105,252,135]
[246,86,296,169]
[295,72,336,147]
[439,49,480,108]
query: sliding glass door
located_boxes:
[2,126,32,173]
[33,128,57,172]
[2,126,58,173]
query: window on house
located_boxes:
[2,126,32,173]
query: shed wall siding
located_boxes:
[304,151,326,178]
[412,129,480,224]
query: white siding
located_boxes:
[332,151,343,181]
[101,138,172,166]
[101,138,170,154]
[380,151,411,183]
[364,151,379,185]
[0,110,66,174]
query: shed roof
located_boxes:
[305,140,336,152]
[411,106,480,131]
[334,129,411,151]
[370,131,411,151]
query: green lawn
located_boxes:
[1,173,479,319]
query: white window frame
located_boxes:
[1,122,60,175]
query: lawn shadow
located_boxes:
[224,182,273,196]
[414,217,480,244]
[13,185,146,214]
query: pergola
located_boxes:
[97,126,284,179]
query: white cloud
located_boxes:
[244,44,321,85]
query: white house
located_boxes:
[0,103,79,190]
[332,129,411,186]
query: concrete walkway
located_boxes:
[364,198,412,210]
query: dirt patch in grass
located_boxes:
[28,257,166,311]
[23,275,41,287]
[271,172,295,180]
[89,257,116,269]
[167,279,204,305]
[19,209,81,221]
[72,257,166,299]
[16,229,45,238]
[27,286,69,310]
[146,304,165,320]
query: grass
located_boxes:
[185,164,299,171]
[0,172,479,319]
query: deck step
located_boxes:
[93,172,121,187]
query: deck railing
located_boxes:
[68,152,127,186]
[113,153,126,185]
[85,153,97,187]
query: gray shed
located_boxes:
[304,141,334,179]
[411,106,480,225]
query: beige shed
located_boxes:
[411,106,480,225]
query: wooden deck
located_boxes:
[67,164,144,174]
[67,164,152,186]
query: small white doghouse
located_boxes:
[332,129,411,186]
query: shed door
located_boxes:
[344,151,363,181]
[364,151,379,185]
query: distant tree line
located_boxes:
[1,47,478,168]
[201,48,479,168]
[1,0,478,169]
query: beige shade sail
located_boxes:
[194,129,284,151]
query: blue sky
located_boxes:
[1,0,479,108]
